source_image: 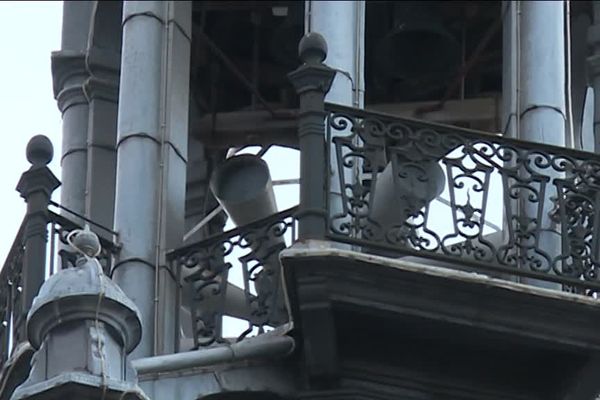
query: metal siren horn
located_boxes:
[210,154,287,324]
[368,152,446,255]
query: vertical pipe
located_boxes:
[565,0,575,149]
[518,0,566,287]
[502,1,519,139]
[519,1,567,146]
[588,2,600,152]
[113,0,191,358]
[306,1,364,107]
[306,1,365,240]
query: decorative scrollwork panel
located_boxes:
[0,222,25,366]
[169,208,297,348]
[325,103,600,292]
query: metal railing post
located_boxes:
[15,136,60,326]
[288,33,336,240]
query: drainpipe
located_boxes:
[500,1,519,280]
[502,1,519,140]
[51,2,94,221]
[519,1,567,147]
[132,330,295,375]
[305,1,365,241]
[113,0,192,359]
[305,1,364,108]
[518,0,566,287]
[588,2,600,152]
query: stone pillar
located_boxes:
[518,1,566,286]
[84,1,123,231]
[519,1,567,146]
[15,136,60,340]
[51,1,94,219]
[289,33,336,240]
[11,228,147,400]
[113,0,192,358]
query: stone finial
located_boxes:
[298,32,328,65]
[14,254,147,399]
[26,135,53,167]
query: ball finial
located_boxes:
[298,32,328,64]
[26,135,53,167]
[67,224,102,258]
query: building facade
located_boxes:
[2,1,600,399]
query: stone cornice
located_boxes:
[83,75,119,103]
[51,50,87,98]
[51,50,89,113]
[86,46,121,78]
[55,85,88,114]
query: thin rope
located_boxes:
[67,229,108,399]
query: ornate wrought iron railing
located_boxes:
[167,207,297,349]
[47,209,119,275]
[0,210,119,368]
[325,103,600,293]
[0,220,25,366]
[0,135,121,373]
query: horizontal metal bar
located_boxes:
[272,179,300,186]
[325,102,600,162]
[167,206,299,260]
[47,211,120,252]
[48,201,119,236]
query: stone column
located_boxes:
[517,1,566,288]
[51,2,94,219]
[84,1,123,231]
[113,0,192,358]
[519,1,567,146]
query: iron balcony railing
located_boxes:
[324,103,600,293]
[0,220,25,366]
[0,208,119,368]
[167,207,297,349]
[165,102,600,350]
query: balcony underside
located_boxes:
[281,241,600,400]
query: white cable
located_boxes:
[94,256,108,400]
[67,228,108,399]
